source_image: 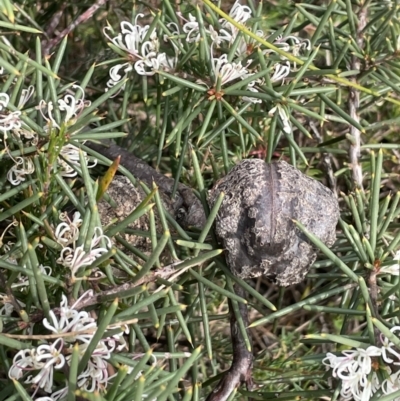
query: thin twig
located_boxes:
[2,318,138,340]
[44,4,67,40]
[43,0,108,55]
[348,3,368,189]
[73,261,182,310]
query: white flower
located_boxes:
[0,92,22,133]
[57,86,90,125]
[9,348,42,380]
[57,227,112,279]
[58,143,97,178]
[380,326,400,364]
[103,16,153,59]
[135,52,176,76]
[9,339,65,395]
[211,53,249,86]
[340,371,379,401]
[38,85,90,130]
[227,1,252,25]
[163,22,182,52]
[233,30,264,57]
[10,292,120,395]
[102,324,129,353]
[0,86,33,139]
[271,62,291,82]
[54,211,82,247]
[209,25,231,46]
[104,16,161,87]
[7,156,35,186]
[178,11,233,45]
[179,2,254,46]
[43,294,96,344]
[219,1,253,43]
[241,75,263,103]
[268,104,291,134]
[17,85,34,109]
[57,245,103,279]
[106,62,133,89]
[273,35,310,58]
[382,370,400,399]
[180,12,201,43]
[323,347,382,401]
[180,11,227,45]
[11,264,52,290]
[76,341,111,392]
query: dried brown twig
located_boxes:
[43,0,108,55]
[73,262,180,310]
[206,285,254,401]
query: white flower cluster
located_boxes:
[323,326,400,400]
[104,15,176,89]
[9,292,127,398]
[0,87,37,185]
[1,84,97,186]
[105,1,310,134]
[37,85,90,131]
[54,212,111,280]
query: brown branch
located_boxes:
[85,141,206,230]
[43,0,108,55]
[44,4,67,40]
[206,285,253,401]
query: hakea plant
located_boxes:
[103,0,309,131]
[2,1,400,401]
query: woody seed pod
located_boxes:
[209,159,340,286]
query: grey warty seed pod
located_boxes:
[209,159,340,286]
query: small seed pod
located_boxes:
[209,159,340,286]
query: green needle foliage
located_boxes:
[1,1,400,400]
